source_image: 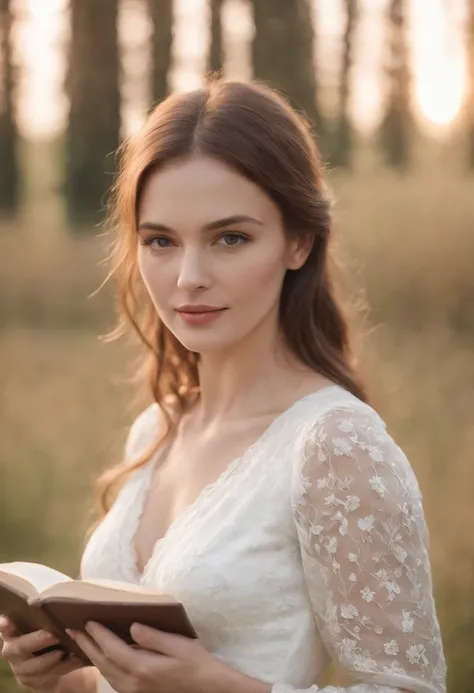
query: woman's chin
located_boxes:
[171,326,240,356]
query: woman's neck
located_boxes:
[193,330,322,427]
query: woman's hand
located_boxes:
[67,621,252,693]
[0,616,84,693]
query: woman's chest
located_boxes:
[134,417,284,572]
[80,424,313,654]
[138,470,304,650]
[81,433,297,593]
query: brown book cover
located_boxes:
[0,562,197,666]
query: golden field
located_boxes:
[0,143,473,692]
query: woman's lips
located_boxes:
[176,308,227,326]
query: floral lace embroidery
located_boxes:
[284,405,446,693]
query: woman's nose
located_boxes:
[176,248,210,291]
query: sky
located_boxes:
[11,0,468,139]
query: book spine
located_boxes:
[28,600,62,635]
[31,600,90,666]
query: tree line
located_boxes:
[0,0,473,224]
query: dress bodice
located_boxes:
[80,385,446,693]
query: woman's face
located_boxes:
[137,155,310,355]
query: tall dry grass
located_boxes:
[0,148,473,692]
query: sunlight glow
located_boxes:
[411,0,466,127]
[15,0,69,137]
[14,0,469,138]
[416,60,465,126]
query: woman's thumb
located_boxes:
[0,615,19,639]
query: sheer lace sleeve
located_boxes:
[273,404,446,693]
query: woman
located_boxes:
[0,80,446,693]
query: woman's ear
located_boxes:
[285,233,314,270]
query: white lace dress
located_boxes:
[80,384,447,693]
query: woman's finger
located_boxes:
[4,630,60,661]
[13,648,64,674]
[82,623,140,671]
[18,656,84,689]
[0,616,20,641]
[68,630,105,670]
[17,650,82,677]
[68,630,127,681]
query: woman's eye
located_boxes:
[143,236,172,249]
[141,233,248,250]
[217,233,248,247]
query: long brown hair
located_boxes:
[96,78,370,516]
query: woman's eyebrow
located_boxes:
[137,215,263,233]
[203,215,263,230]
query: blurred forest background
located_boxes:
[1,0,473,691]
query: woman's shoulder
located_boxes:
[298,383,387,433]
[277,383,387,462]
[294,384,423,498]
[123,400,166,465]
[291,384,395,465]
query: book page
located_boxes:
[38,578,175,604]
[0,562,72,594]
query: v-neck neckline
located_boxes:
[130,383,343,583]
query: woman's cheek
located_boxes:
[138,254,168,301]
[229,251,285,299]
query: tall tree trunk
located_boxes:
[251,0,325,146]
[0,0,19,214]
[66,0,121,226]
[332,0,358,169]
[467,0,474,169]
[207,0,224,75]
[379,0,412,170]
[148,0,173,105]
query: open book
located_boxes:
[0,562,197,666]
